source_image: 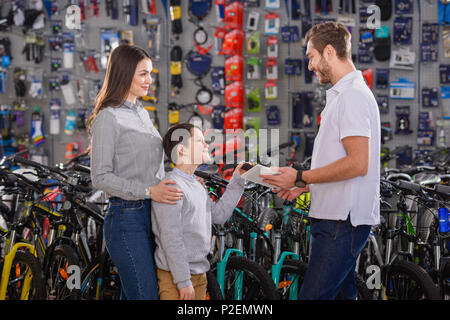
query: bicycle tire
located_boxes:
[355,272,374,300]
[5,251,45,300]
[206,270,223,300]
[80,253,121,300]
[277,259,307,300]
[45,244,80,300]
[221,256,280,300]
[382,259,440,300]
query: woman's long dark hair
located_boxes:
[86,44,151,153]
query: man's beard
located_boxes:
[315,56,332,84]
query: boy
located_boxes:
[151,123,246,300]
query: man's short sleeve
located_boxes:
[338,88,372,141]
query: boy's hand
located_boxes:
[234,162,251,176]
[179,285,195,300]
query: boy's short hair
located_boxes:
[163,123,196,163]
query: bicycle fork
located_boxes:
[215,230,244,299]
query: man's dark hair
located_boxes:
[162,123,196,163]
[305,21,352,60]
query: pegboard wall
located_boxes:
[0,0,448,168]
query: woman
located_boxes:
[87,44,183,300]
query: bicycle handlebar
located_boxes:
[12,156,69,179]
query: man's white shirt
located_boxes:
[309,70,381,226]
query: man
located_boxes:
[260,22,380,300]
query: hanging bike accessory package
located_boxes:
[64,109,77,135]
[225,81,245,108]
[170,0,183,37]
[31,107,45,146]
[49,99,61,135]
[223,1,244,29]
[266,58,278,80]
[194,26,213,55]
[362,68,373,89]
[264,12,280,35]
[188,0,212,24]
[265,80,278,100]
[375,68,389,89]
[267,35,278,58]
[246,11,260,31]
[266,105,280,126]
[123,0,139,26]
[220,29,244,56]
[438,0,450,25]
[13,68,26,97]
[60,73,76,105]
[375,0,392,21]
[212,105,225,130]
[439,64,450,84]
[211,66,225,95]
[390,78,415,100]
[247,57,262,80]
[395,105,413,135]
[390,47,416,70]
[374,25,391,61]
[246,32,260,54]
[376,95,389,114]
[106,0,119,19]
[422,87,439,108]
[284,59,302,76]
[186,50,212,79]
[224,107,244,130]
[246,87,262,112]
[225,55,244,82]
[393,16,412,45]
[394,0,413,15]
[170,45,183,96]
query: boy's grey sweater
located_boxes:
[151,168,245,289]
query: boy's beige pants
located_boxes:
[157,268,207,300]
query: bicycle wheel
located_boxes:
[80,253,121,300]
[382,259,440,300]
[277,259,307,300]
[5,251,45,300]
[206,270,223,300]
[45,244,80,300]
[221,256,280,300]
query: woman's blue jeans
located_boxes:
[298,215,371,300]
[104,198,159,300]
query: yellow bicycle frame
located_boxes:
[0,242,37,300]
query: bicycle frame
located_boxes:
[0,240,37,300]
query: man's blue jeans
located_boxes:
[298,215,371,300]
[104,198,159,300]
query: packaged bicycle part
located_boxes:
[144,16,161,60]
[375,69,389,89]
[211,66,225,95]
[64,109,77,135]
[31,107,45,146]
[422,88,439,108]
[100,29,120,69]
[225,55,244,82]
[395,106,412,135]
[49,98,61,135]
[247,57,261,80]
[264,80,277,100]
[246,87,261,112]
[266,58,278,80]
[390,78,415,100]
[246,11,260,31]
[245,32,260,54]
[264,12,280,35]
[267,35,278,58]
[266,105,280,126]
[376,95,389,114]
